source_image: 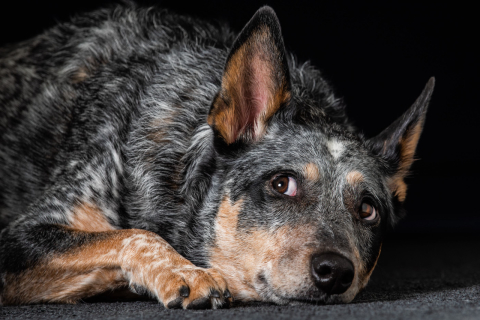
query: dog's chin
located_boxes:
[254,279,356,306]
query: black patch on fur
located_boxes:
[0,225,107,273]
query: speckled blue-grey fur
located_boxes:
[0,2,434,307]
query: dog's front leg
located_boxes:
[0,225,230,308]
[117,228,231,309]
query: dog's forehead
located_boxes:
[244,123,373,175]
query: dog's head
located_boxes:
[206,7,434,304]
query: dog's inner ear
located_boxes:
[369,78,435,202]
[208,6,291,144]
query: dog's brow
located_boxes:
[346,171,364,185]
[303,163,320,181]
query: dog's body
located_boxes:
[0,3,434,308]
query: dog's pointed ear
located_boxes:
[368,77,435,202]
[208,6,291,145]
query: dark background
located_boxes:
[0,0,478,234]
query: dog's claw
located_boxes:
[224,289,231,299]
[210,289,220,298]
[186,297,212,309]
[151,267,228,309]
[179,285,190,297]
[167,297,184,309]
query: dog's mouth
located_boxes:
[253,272,324,305]
[255,283,349,305]
[251,268,358,305]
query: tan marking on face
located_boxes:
[330,241,362,304]
[333,229,382,304]
[210,196,318,302]
[70,202,115,232]
[339,240,383,303]
[346,171,364,186]
[209,197,256,299]
[360,242,382,289]
[261,226,318,298]
[1,229,228,308]
[303,163,320,181]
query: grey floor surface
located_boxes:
[2,233,480,320]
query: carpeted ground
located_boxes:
[2,233,480,320]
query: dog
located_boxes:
[0,2,434,308]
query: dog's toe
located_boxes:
[179,285,190,297]
[224,289,231,299]
[179,267,230,309]
[154,266,230,309]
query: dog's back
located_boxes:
[0,5,234,228]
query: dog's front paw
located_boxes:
[157,267,231,309]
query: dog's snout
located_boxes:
[311,253,354,295]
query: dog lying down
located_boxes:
[0,3,434,308]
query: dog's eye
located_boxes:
[272,175,297,196]
[359,202,377,221]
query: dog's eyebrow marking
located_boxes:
[303,163,320,181]
[327,139,345,159]
[346,171,364,185]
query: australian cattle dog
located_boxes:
[0,3,434,308]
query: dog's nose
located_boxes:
[311,253,354,295]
